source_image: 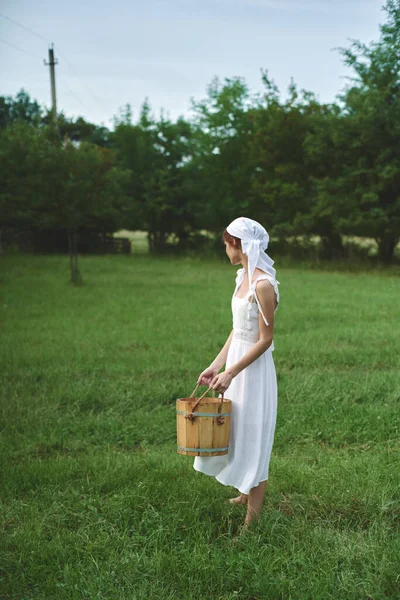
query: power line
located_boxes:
[0,37,42,60]
[0,11,49,43]
[62,80,91,113]
[0,11,110,117]
[1,34,93,116]
[0,13,108,111]
[55,47,110,114]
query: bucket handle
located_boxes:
[184,383,225,424]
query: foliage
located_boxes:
[0,89,43,129]
[1,0,400,262]
[307,0,400,262]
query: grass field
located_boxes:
[1,254,399,600]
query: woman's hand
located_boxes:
[197,366,219,386]
[210,370,233,394]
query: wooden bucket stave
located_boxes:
[176,383,232,457]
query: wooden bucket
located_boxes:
[176,383,232,457]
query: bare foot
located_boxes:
[225,494,248,505]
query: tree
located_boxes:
[0,122,130,280]
[303,100,349,257]
[114,100,200,252]
[333,0,400,262]
[189,76,259,235]
[49,141,130,283]
[0,89,43,130]
[0,122,55,253]
[248,74,320,246]
[42,111,112,147]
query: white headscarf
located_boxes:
[226,216,277,285]
[226,216,279,327]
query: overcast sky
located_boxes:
[0,0,384,129]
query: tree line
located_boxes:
[1,0,399,267]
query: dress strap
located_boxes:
[232,267,246,298]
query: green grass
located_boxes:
[1,254,399,600]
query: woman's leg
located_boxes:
[244,479,267,527]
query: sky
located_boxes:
[0,0,385,129]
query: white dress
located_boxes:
[193,268,280,495]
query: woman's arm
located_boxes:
[226,334,272,378]
[210,329,234,371]
[197,330,234,385]
[210,280,276,393]
[228,279,275,377]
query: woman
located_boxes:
[193,216,280,533]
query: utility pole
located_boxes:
[44,44,58,127]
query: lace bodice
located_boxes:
[231,268,280,350]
